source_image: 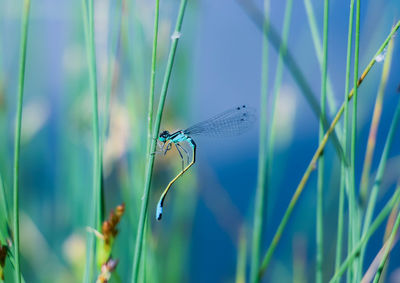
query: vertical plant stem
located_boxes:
[373,203,400,282]
[82,0,101,281]
[236,226,247,283]
[131,1,188,282]
[350,0,361,279]
[88,0,101,233]
[359,38,395,204]
[303,0,337,115]
[316,0,329,282]
[251,0,294,279]
[257,22,400,280]
[335,0,355,274]
[329,187,400,283]
[250,0,269,281]
[13,0,31,282]
[236,0,346,164]
[359,47,399,279]
[146,0,160,156]
[140,0,159,279]
[266,0,293,196]
[102,0,122,143]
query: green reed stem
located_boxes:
[303,0,337,115]
[236,226,247,283]
[88,0,101,231]
[146,0,160,156]
[359,39,395,204]
[102,0,122,143]
[335,0,355,274]
[266,0,293,200]
[82,0,101,281]
[257,21,400,280]
[373,200,400,282]
[13,0,31,281]
[359,41,398,277]
[329,186,400,283]
[316,0,329,282]
[350,2,361,278]
[131,1,188,282]
[0,175,9,234]
[235,0,346,163]
[141,2,159,280]
[250,0,269,281]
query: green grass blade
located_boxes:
[359,41,398,277]
[250,0,269,281]
[235,0,346,164]
[267,0,293,165]
[329,186,400,283]
[102,0,122,143]
[350,1,362,278]
[146,0,160,156]
[303,0,337,116]
[131,1,188,282]
[13,0,31,281]
[0,173,10,242]
[236,227,247,283]
[359,39,395,204]
[335,0,355,275]
[372,204,400,282]
[82,0,102,281]
[141,0,160,280]
[257,21,400,280]
[316,0,329,281]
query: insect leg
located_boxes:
[174,143,185,172]
[176,143,190,165]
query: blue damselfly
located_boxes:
[156,105,256,220]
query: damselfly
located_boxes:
[156,105,256,220]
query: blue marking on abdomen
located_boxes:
[171,132,188,143]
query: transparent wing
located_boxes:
[183,105,256,137]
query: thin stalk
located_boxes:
[266,0,293,197]
[88,0,101,230]
[359,39,395,204]
[13,0,31,282]
[98,0,123,234]
[146,0,160,156]
[335,167,345,271]
[102,0,122,142]
[329,187,400,283]
[303,0,337,115]
[257,21,400,280]
[316,0,329,282]
[81,1,93,282]
[141,1,159,280]
[131,1,188,282]
[250,0,269,281]
[0,175,9,230]
[359,55,400,277]
[335,0,355,274]
[236,227,247,283]
[83,0,101,281]
[351,0,361,184]
[373,205,400,282]
[350,2,361,278]
[235,0,346,164]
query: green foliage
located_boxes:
[0,0,399,282]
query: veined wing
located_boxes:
[183,105,256,137]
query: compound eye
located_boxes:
[159,131,169,141]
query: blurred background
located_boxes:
[0,0,400,282]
